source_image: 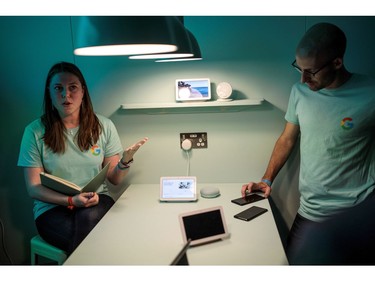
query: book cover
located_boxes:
[40,163,110,196]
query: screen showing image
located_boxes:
[182,209,226,241]
[176,79,211,101]
[161,178,195,199]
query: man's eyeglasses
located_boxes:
[291,59,333,77]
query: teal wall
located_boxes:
[0,16,374,264]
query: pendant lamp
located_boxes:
[73,16,186,56]
[128,19,197,60]
[155,29,202,62]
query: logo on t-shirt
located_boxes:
[340,117,354,130]
[90,144,101,156]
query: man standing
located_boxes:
[241,22,375,264]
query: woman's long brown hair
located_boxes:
[42,62,102,153]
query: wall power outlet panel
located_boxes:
[180,132,208,149]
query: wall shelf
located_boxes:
[120,99,264,114]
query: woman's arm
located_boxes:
[24,167,73,206]
[105,137,148,186]
[24,167,100,208]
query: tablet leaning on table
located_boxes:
[179,206,229,246]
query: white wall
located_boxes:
[0,16,374,264]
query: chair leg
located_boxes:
[31,252,38,265]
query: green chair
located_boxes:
[30,235,67,265]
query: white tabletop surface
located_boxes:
[64,183,288,265]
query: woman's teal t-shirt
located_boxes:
[17,114,123,219]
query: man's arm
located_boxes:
[241,122,300,197]
[262,121,300,182]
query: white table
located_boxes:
[64,183,288,265]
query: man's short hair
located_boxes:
[297,22,347,60]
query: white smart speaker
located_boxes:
[216,82,233,101]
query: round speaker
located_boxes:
[200,186,220,198]
[216,82,233,101]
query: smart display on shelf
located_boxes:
[176,78,211,102]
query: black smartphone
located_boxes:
[234,206,268,221]
[231,193,265,206]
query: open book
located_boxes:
[40,163,110,196]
